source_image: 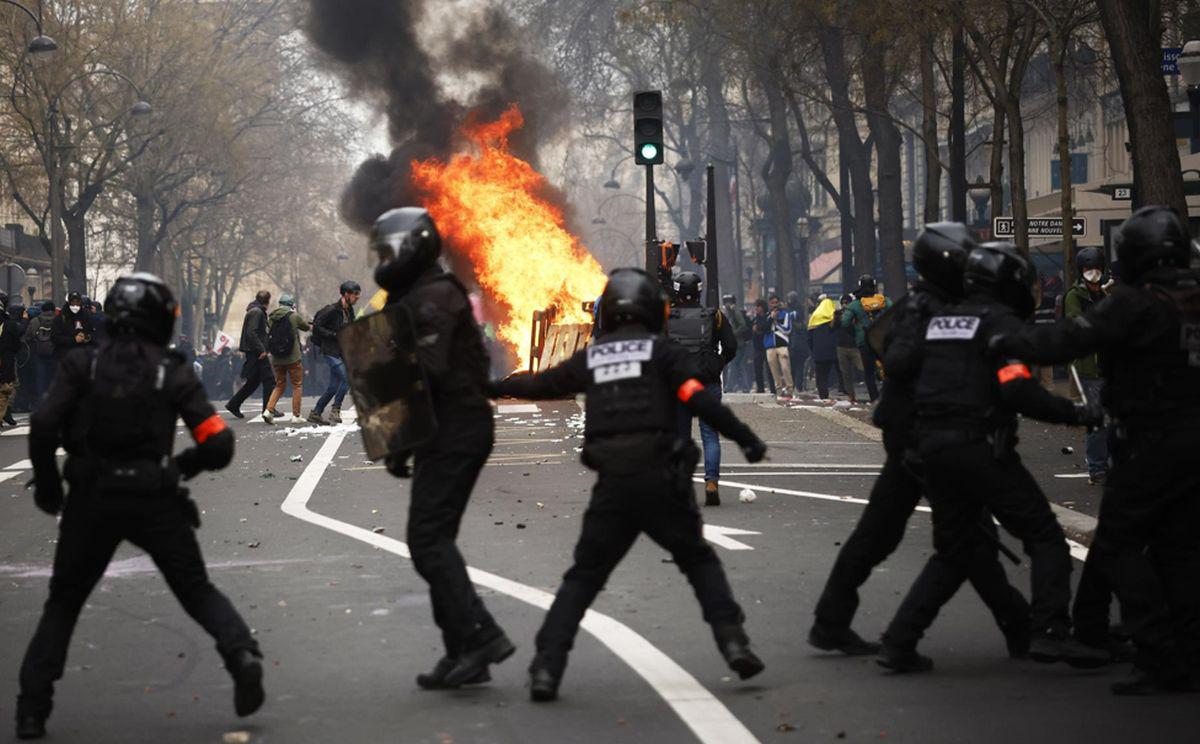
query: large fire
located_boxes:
[410,106,607,364]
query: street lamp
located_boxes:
[1,0,58,55]
[1180,40,1200,154]
[674,151,695,181]
[45,68,151,302]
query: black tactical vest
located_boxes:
[1103,268,1200,422]
[583,334,675,439]
[874,288,944,450]
[73,340,178,462]
[667,305,721,380]
[914,300,1009,430]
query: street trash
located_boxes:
[290,455,303,462]
[1061,446,1074,455]
[223,732,252,744]
[739,488,758,503]
[372,526,385,534]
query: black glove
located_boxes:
[385,451,412,478]
[741,437,768,463]
[1073,399,1104,430]
[32,477,64,516]
[176,448,203,481]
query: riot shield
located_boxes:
[337,303,437,460]
[864,303,897,360]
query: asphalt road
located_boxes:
[0,397,1196,744]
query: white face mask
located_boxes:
[68,304,81,314]
[1083,269,1102,284]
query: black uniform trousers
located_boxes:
[536,468,744,669]
[884,438,1072,648]
[858,345,881,401]
[18,497,258,718]
[1086,422,1200,678]
[816,454,1029,636]
[227,354,272,412]
[408,404,499,656]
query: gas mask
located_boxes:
[68,304,81,314]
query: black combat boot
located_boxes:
[808,623,882,656]
[999,618,1031,659]
[15,715,46,740]
[713,624,765,680]
[416,656,491,690]
[1029,631,1109,668]
[528,654,565,702]
[3,412,17,426]
[876,643,934,673]
[443,629,516,688]
[226,648,265,717]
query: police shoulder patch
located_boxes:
[925,315,981,341]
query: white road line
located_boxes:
[706,463,883,469]
[703,525,761,551]
[282,429,760,744]
[1053,473,1090,479]
[720,472,881,477]
[0,470,24,484]
[1,426,29,437]
[497,403,540,414]
[4,459,31,470]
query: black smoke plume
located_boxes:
[304,1,568,232]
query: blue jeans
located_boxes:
[676,387,721,482]
[1081,378,1108,476]
[315,355,350,413]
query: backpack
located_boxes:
[267,311,296,358]
[860,295,888,325]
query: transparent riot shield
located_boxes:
[337,303,437,460]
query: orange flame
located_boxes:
[410,106,607,365]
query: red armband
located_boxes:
[996,363,1032,384]
[677,378,704,403]
[192,414,228,444]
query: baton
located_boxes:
[1069,363,1088,407]
[979,522,1023,566]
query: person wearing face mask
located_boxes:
[50,292,95,361]
[1065,247,1110,486]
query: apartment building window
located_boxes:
[1050,153,1089,190]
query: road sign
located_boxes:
[992,217,1086,239]
[1164,47,1183,75]
[1112,186,1132,202]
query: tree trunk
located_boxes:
[703,55,741,300]
[1097,0,1187,214]
[862,44,906,296]
[134,187,157,272]
[1053,38,1075,281]
[1005,91,1031,253]
[64,213,87,295]
[920,35,942,225]
[761,76,798,297]
[820,25,876,282]
[989,103,1007,231]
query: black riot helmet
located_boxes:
[857,274,877,297]
[104,272,178,345]
[913,222,977,298]
[599,268,669,334]
[675,271,702,305]
[963,242,1038,318]
[370,207,442,295]
[1114,206,1191,283]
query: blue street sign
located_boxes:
[1164,47,1182,75]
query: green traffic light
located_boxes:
[640,143,659,161]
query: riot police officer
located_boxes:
[994,206,1200,694]
[811,224,1030,661]
[668,271,737,505]
[491,267,768,702]
[878,242,1108,672]
[15,274,263,740]
[369,207,514,690]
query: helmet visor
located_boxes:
[369,232,412,267]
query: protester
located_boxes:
[24,301,57,403]
[806,296,841,400]
[721,294,753,393]
[50,292,94,360]
[262,293,311,425]
[764,293,794,400]
[839,276,890,402]
[308,281,361,424]
[833,294,861,403]
[226,291,272,419]
[750,299,774,395]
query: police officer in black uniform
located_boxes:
[15,273,263,740]
[811,224,1031,662]
[369,207,514,690]
[877,243,1108,672]
[994,206,1200,694]
[491,268,768,702]
[668,271,737,506]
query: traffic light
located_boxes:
[633,90,664,165]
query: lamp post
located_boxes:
[967,177,994,238]
[1180,41,1200,155]
[45,68,151,302]
[1,0,58,55]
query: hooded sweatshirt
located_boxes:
[267,305,311,366]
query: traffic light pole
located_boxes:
[644,163,656,274]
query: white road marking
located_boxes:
[5,459,31,470]
[704,462,883,469]
[0,470,24,484]
[282,428,760,744]
[702,525,761,551]
[1,426,29,437]
[720,471,881,477]
[497,403,539,414]
[1053,473,1090,479]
